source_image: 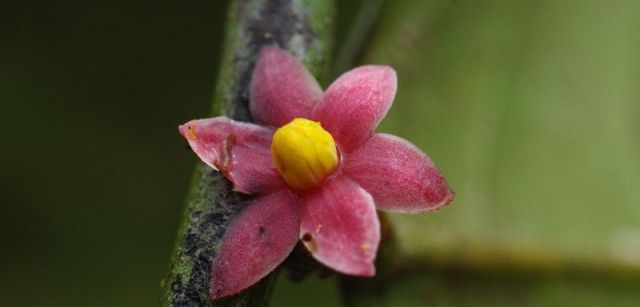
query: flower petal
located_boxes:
[312,65,397,152]
[250,46,322,127]
[299,177,380,276]
[179,117,286,194]
[343,133,454,213]
[210,190,300,300]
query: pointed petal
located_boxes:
[179,117,286,194]
[299,177,380,276]
[312,65,397,152]
[343,133,454,213]
[250,46,322,127]
[210,190,300,300]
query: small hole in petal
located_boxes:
[301,233,317,254]
[301,233,312,242]
[258,226,266,234]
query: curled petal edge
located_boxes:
[179,117,286,195]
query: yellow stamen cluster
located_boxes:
[271,118,339,190]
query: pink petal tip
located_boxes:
[344,133,454,213]
[210,191,300,300]
[250,46,322,127]
[299,177,380,276]
[312,65,397,152]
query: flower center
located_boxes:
[271,118,339,190]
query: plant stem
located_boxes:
[163,0,334,306]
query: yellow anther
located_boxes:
[271,118,339,190]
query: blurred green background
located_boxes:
[2,0,639,306]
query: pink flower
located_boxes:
[179,46,453,300]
